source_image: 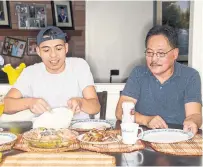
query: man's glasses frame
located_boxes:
[144,48,175,58]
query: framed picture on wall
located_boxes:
[155,1,190,62]
[2,37,26,58]
[27,37,37,56]
[16,4,47,29]
[51,1,74,29]
[0,1,11,28]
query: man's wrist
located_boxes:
[135,112,151,127]
[26,98,33,110]
[143,115,153,127]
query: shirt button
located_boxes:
[156,80,158,82]
[160,87,162,89]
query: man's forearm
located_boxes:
[4,97,32,114]
[135,112,152,126]
[81,98,101,115]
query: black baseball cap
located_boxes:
[37,26,67,46]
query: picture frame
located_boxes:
[16,4,47,29]
[155,1,190,62]
[27,37,37,56]
[51,1,74,30]
[0,1,11,28]
[2,37,26,58]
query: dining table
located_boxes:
[0,120,202,166]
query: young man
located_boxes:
[116,25,202,134]
[4,26,100,119]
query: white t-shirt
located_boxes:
[13,57,95,119]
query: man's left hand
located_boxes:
[183,118,198,135]
[67,98,82,114]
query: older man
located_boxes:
[116,25,202,134]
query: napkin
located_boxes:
[32,107,73,129]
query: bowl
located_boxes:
[23,128,78,149]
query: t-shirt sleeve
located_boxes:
[75,59,94,91]
[184,71,202,105]
[121,67,141,100]
[12,68,32,97]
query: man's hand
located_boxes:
[147,115,168,129]
[130,111,168,129]
[67,98,82,113]
[29,98,51,114]
[183,117,198,135]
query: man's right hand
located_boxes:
[147,115,168,129]
[29,98,51,114]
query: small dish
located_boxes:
[70,119,113,131]
[0,132,17,146]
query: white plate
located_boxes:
[70,119,112,131]
[138,129,194,143]
[0,132,17,145]
[77,133,122,145]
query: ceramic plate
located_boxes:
[138,129,194,143]
[0,132,17,145]
[77,133,122,145]
[70,119,113,131]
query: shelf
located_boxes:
[0,29,83,37]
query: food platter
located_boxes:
[23,128,79,149]
[77,129,121,145]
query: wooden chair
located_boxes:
[89,91,107,120]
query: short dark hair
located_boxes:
[145,25,178,48]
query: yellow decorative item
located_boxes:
[0,152,2,162]
[2,63,26,85]
[0,95,4,116]
[0,104,4,116]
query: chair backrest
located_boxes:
[89,91,107,120]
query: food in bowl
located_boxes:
[81,129,119,142]
[23,128,79,149]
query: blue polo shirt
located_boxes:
[122,62,202,125]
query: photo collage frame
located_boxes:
[15,4,47,29]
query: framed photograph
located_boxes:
[18,14,28,29]
[0,1,11,28]
[155,1,190,61]
[27,38,37,56]
[2,37,26,58]
[17,4,47,29]
[34,5,47,28]
[51,1,74,29]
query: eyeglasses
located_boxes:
[145,48,175,58]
